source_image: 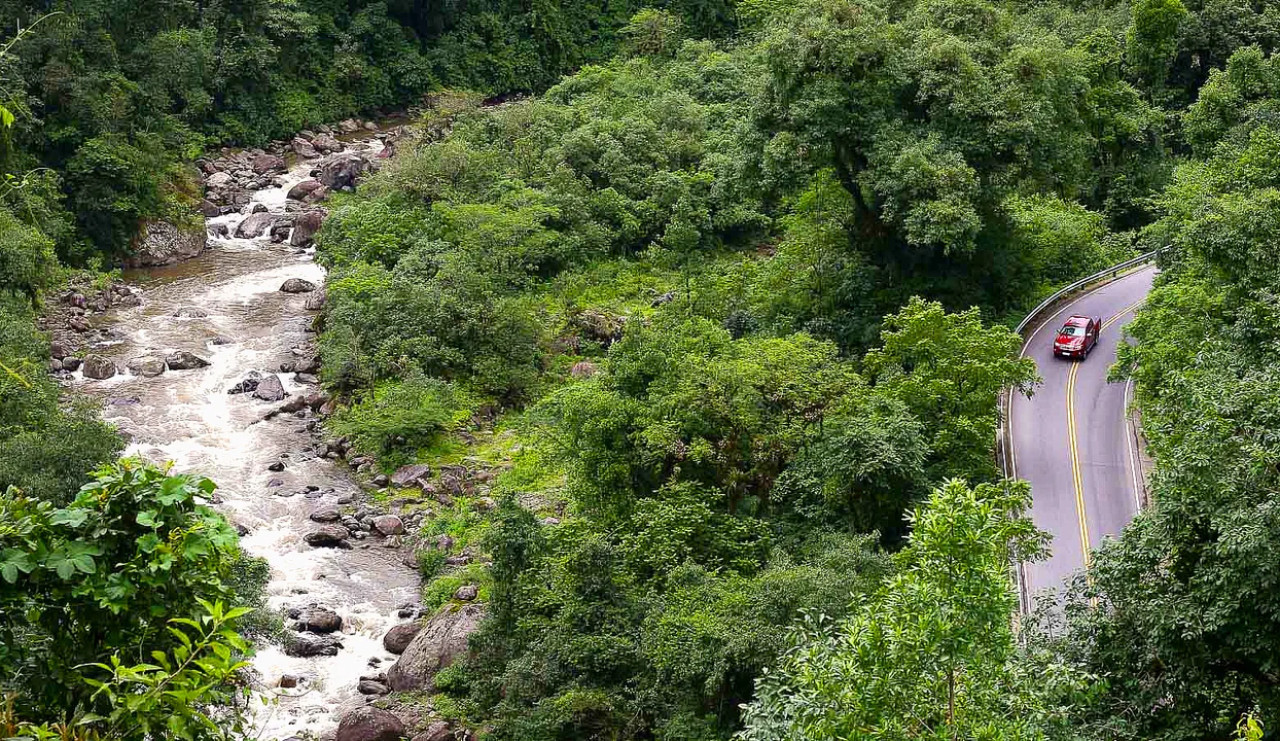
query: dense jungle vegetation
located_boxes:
[2,0,1280,738]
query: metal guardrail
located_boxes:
[1003,248,1162,617]
[1013,249,1162,336]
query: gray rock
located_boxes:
[62,357,82,372]
[385,604,485,692]
[252,153,286,174]
[357,679,389,695]
[82,355,118,380]
[304,525,350,548]
[290,210,326,247]
[279,674,301,689]
[253,374,287,402]
[199,199,222,217]
[287,179,324,200]
[229,372,263,394]
[411,722,452,741]
[280,278,317,293]
[310,508,341,523]
[454,585,478,602]
[127,356,167,378]
[165,351,210,370]
[234,212,275,239]
[206,171,233,188]
[284,632,343,657]
[318,152,373,190]
[311,133,342,154]
[334,707,404,741]
[173,307,209,318]
[208,222,230,238]
[293,605,342,634]
[128,220,207,267]
[304,289,327,311]
[382,623,421,655]
[372,515,405,536]
[390,464,431,488]
[292,138,319,159]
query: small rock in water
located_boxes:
[268,461,285,472]
[266,478,284,488]
[293,605,343,634]
[279,674,301,689]
[280,278,317,293]
[310,508,341,523]
[304,525,350,548]
[173,307,209,318]
[356,679,389,695]
[228,371,263,394]
[62,357,83,372]
[252,374,287,401]
[284,632,342,657]
[127,357,166,378]
[165,351,210,370]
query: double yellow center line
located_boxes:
[1065,298,1145,572]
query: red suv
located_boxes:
[1053,315,1100,359]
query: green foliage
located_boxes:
[0,460,253,721]
[864,297,1038,482]
[739,479,1061,741]
[0,206,55,299]
[0,295,121,505]
[329,372,473,463]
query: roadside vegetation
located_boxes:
[1,0,1279,738]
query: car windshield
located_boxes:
[1060,325,1082,337]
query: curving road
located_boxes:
[1009,266,1156,600]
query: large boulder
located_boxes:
[82,355,118,380]
[165,351,210,370]
[287,179,324,201]
[253,374,287,401]
[127,356,166,378]
[385,604,485,692]
[252,153,286,174]
[292,137,320,159]
[289,210,326,247]
[372,515,404,536]
[234,212,275,239]
[128,220,207,267]
[292,605,343,634]
[206,171,233,189]
[411,722,452,741]
[304,525,350,548]
[390,464,431,488]
[382,623,421,654]
[335,707,404,741]
[312,133,343,154]
[280,278,316,293]
[284,632,343,657]
[318,152,373,190]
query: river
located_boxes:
[71,137,419,740]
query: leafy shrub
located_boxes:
[0,460,253,719]
[329,373,473,463]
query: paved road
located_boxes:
[1009,266,1156,600]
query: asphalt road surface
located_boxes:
[1009,266,1156,600]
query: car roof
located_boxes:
[1063,315,1091,326]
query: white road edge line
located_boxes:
[1125,376,1142,512]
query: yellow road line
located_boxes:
[1065,297,1145,574]
[1065,362,1092,569]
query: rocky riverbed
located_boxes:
[50,121,437,739]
